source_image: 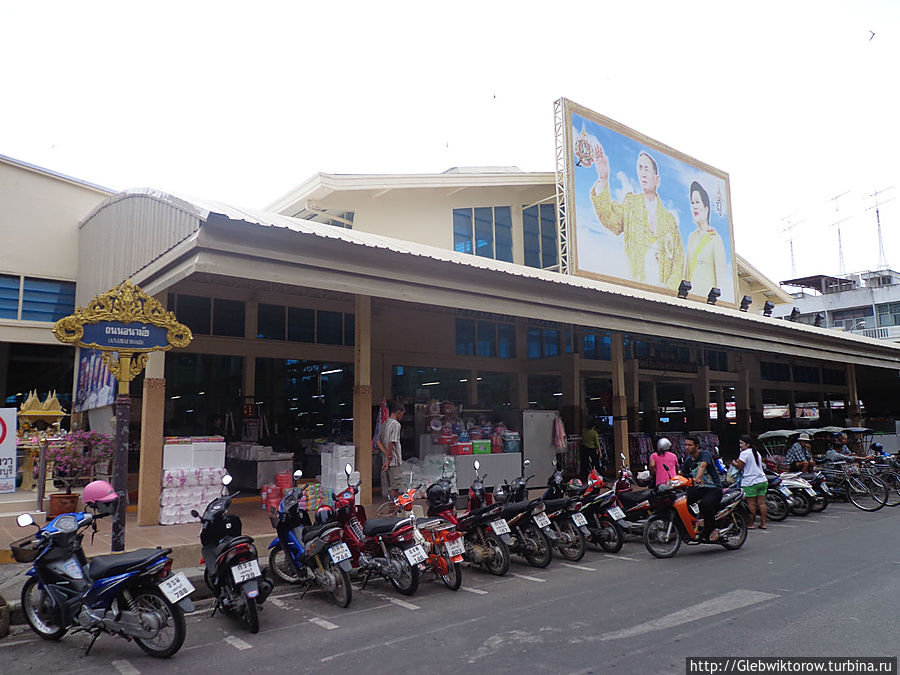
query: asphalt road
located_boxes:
[2,501,899,674]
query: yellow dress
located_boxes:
[684,228,726,295]
[591,185,684,290]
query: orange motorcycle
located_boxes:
[378,487,465,590]
[642,475,748,558]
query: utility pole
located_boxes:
[866,187,895,271]
[827,191,851,275]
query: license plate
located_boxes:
[159,572,195,603]
[805,488,817,496]
[329,542,351,563]
[571,512,587,527]
[404,545,428,565]
[445,538,465,557]
[606,506,625,521]
[779,487,792,497]
[231,559,262,583]
[533,512,551,528]
[490,519,510,535]
[822,485,831,495]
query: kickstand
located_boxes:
[298,582,312,600]
[84,629,102,656]
[210,598,221,618]
[360,571,371,591]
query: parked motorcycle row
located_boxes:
[11,446,890,658]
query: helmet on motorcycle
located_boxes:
[315,505,334,525]
[566,478,584,496]
[83,480,118,517]
[656,438,671,453]
[871,442,884,453]
[426,482,453,509]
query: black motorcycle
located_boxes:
[494,459,557,568]
[540,461,588,561]
[192,474,273,633]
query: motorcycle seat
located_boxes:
[88,548,167,580]
[541,498,569,513]
[618,489,651,508]
[215,535,255,558]
[719,489,742,506]
[362,517,409,537]
[456,504,500,528]
[299,524,330,543]
[799,472,819,481]
[499,501,529,520]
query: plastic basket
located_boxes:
[10,536,41,563]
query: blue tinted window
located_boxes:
[540,204,558,269]
[317,311,343,345]
[476,321,496,357]
[527,328,542,360]
[522,207,541,268]
[497,323,516,359]
[0,274,18,319]
[544,329,560,357]
[455,319,475,356]
[213,298,245,337]
[474,207,494,258]
[257,304,285,340]
[287,307,314,343]
[453,209,473,254]
[494,207,513,262]
[583,334,597,360]
[20,278,75,322]
[178,295,211,335]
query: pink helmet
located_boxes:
[83,480,117,505]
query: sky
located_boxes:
[2,0,898,285]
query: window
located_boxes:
[793,365,820,384]
[877,302,900,328]
[452,207,513,261]
[526,325,566,359]
[317,311,344,345]
[176,295,211,335]
[287,307,315,343]
[212,299,245,337]
[20,278,75,322]
[583,332,612,360]
[0,274,18,319]
[168,295,246,337]
[831,307,874,331]
[822,368,846,386]
[455,318,475,356]
[344,313,355,346]
[257,304,286,340]
[705,349,729,372]
[476,321,496,357]
[523,204,559,269]
[497,324,516,359]
[760,361,791,382]
[259,304,354,346]
[456,317,515,358]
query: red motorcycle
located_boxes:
[332,464,426,596]
[613,453,654,539]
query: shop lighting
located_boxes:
[789,307,801,321]
[476,377,482,381]
[677,280,692,299]
[170,395,181,400]
[459,378,468,382]
[739,296,752,312]
[552,392,563,396]
[420,381,440,386]
[320,368,343,375]
[706,287,721,305]
[198,391,206,395]
[763,301,775,317]
[814,313,824,327]
[185,409,194,413]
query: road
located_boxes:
[2,500,898,674]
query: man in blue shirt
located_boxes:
[680,435,723,542]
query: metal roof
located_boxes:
[0,153,114,195]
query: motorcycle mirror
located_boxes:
[523,459,531,468]
[16,513,34,528]
[221,474,233,486]
[443,458,452,467]
[190,509,200,519]
[473,460,480,471]
[293,469,303,479]
[552,458,557,467]
[345,463,352,476]
[620,452,626,462]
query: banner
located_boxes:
[74,348,116,413]
[562,99,738,305]
[0,408,15,493]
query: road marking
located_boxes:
[604,554,641,561]
[803,519,821,523]
[560,563,596,571]
[223,635,253,650]
[112,660,141,675]
[389,598,420,610]
[823,515,842,519]
[512,573,545,583]
[310,617,339,630]
[773,523,798,528]
[598,589,780,641]
[0,639,37,648]
[460,586,489,595]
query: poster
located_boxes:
[563,99,738,305]
[74,348,116,413]
[0,408,15,493]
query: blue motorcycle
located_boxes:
[11,507,194,657]
[267,470,353,607]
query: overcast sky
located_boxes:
[2,1,897,284]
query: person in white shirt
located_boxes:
[377,401,405,499]
[731,434,768,529]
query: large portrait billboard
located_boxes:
[562,99,738,305]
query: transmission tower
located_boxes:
[827,191,851,275]
[866,187,895,270]
[779,212,805,277]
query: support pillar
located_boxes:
[353,296,373,505]
[468,370,478,407]
[111,354,132,553]
[137,352,166,526]
[735,369,751,435]
[611,334,629,471]
[645,381,659,435]
[625,358,639,431]
[846,363,860,427]
[561,354,581,436]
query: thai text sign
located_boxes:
[81,322,169,350]
[0,408,15,493]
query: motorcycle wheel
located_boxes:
[719,510,748,550]
[643,514,681,559]
[789,490,812,516]
[238,588,259,634]
[269,547,302,584]
[324,559,352,607]
[481,532,510,576]
[132,586,187,658]
[810,491,829,512]
[387,546,420,596]
[520,523,552,568]
[845,476,887,512]
[592,517,625,553]
[875,471,900,507]
[439,561,463,591]
[556,520,586,562]
[21,577,67,641]
[764,491,789,521]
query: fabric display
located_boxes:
[552,415,567,450]
[298,483,331,511]
[627,431,720,469]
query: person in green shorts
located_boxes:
[731,434,768,529]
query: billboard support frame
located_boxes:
[554,97,572,275]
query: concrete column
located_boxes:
[625,358,640,431]
[645,380,659,435]
[610,334,629,471]
[468,370,478,407]
[560,353,581,436]
[137,351,166,526]
[736,369,751,434]
[516,372,529,409]
[846,363,860,426]
[353,296,373,505]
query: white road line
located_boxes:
[823,515,842,519]
[389,598,420,610]
[223,635,253,650]
[112,660,141,675]
[604,554,641,561]
[803,519,821,523]
[560,562,597,571]
[599,589,780,641]
[0,639,37,648]
[310,617,339,630]
[773,523,798,528]
[512,573,545,583]
[460,586,489,595]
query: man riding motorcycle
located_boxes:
[679,435,723,542]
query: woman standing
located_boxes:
[684,181,727,295]
[731,434,768,529]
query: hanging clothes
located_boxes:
[371,399,389,452]
[553,415,567,450]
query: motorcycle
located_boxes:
[425,458,512,577]
[267,470,353,607]
[192,474,273,633]
[379,482,466,590]
[643,475,749,558]
[539,460,588,561]
[574,468,626,553]
[11,490,193,658]
[763,471,794,522]
[494,459,557,568]
[612,454,655,539]
[332,463,426,596]
[777,472,819,516]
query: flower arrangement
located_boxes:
[42,430,115,493]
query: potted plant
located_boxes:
[43,431,114,517]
